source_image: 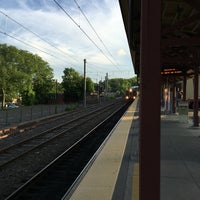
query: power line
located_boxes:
[73,0,119,66]
[0,31,55,57]
[0,10,80,63]
[0,10,87,73]
[0,30,78,67]
[0,6,125,81]
[53,0,122,72]
[0,29,86,75]
[0,9,113,78]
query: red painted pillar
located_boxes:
[193,66,199,127]
[139,0,161,200]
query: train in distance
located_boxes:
[125,86,139,101]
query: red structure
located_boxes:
[119,1,200,200]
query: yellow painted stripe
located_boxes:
[132,163,139,200]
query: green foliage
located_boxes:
[61,67,137,102]
[0,44,54,106]
[61,68,94,102]
[62,68,82,101]
[0,44,137,107]
[21,90,35,106]
[86,77,94,95]
[107,77,138,95]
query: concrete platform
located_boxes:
[64,98,200,200]
[161,116,200,200]
[66,99,139,200]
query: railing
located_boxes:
[0,104,68,129]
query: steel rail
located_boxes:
[4,101,132,200]
[0,101,124,169]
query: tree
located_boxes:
[62,68,82,102]
[86,77,94,95]
[0,44,28,107]
[101,76,138,96]
[0,44,54,107]
[62,67,94,102]
[32,58,54,104]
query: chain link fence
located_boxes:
[0,104,69,129]
[0,96,117,130]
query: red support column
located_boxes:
[193,66,199,127]
[139,1,161,200]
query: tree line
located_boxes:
[0,44,137,108]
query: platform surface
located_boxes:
[66,98,200,200]
[68,99,138,200]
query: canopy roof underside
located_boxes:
[119,0,200,79]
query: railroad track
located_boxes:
[0,100,124,169]
[4,100,132,200]
[0,101,115,139]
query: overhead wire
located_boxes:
[0,9,108,77]
[73,0,120,66]
[0,31,82,71]
[0,30,58,58]
[0,3,130,80]
[0,10,86,74]
[0,10,80,63]
[53,0,122,72]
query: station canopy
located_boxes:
[119,0,200,80]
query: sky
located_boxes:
[0,0,135,83]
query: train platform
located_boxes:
[65,98,200,200]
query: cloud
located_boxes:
[0,0,134,82]
[117,49,126,56]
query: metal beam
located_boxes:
[182,0,200,11]
[164,0,200,12]
[162,13,200,35]
[162,37,200,47]
[161,55,200,66]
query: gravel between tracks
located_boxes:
[0,101,124,199]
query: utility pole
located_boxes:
[55,79,58,103]
[55,79,58,114]
[105,73,108,94]
[83,59,86,108]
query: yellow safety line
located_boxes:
[132,163,139,200]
